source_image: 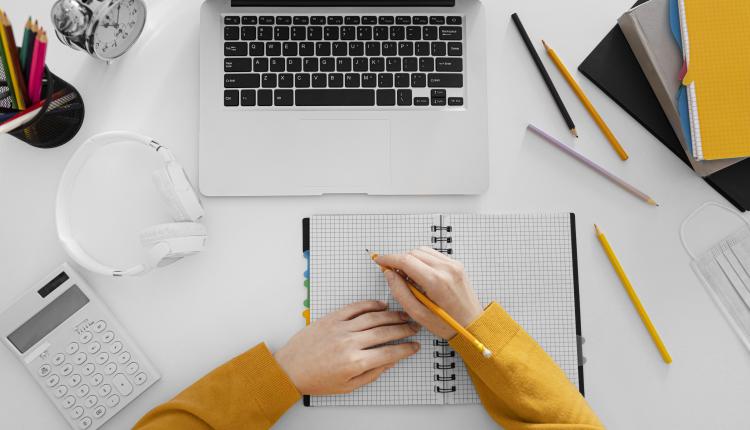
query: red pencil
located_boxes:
[27,30,47,104]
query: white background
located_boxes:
[2,0,749,429]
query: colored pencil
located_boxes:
[528,124,658,206]
[511,13,577,138]
[0,13,18,108]
[367,250,493,359]
[0,96,46,133]
[20,17,33,78]
[27,31,47,104]
[542,40,629,161]
[594,224,672,364]
[0,11,28,109]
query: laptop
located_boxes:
[199,0,488,196]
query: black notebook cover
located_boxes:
[578,0,750,211]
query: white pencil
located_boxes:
[528,124,658,206]
[0,104,43,134]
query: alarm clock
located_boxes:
[51,0,147,61]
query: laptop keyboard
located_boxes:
[222,14,466,108]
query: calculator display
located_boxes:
[7,286,89,353]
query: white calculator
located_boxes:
[0,264,160,429]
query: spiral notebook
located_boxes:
[301,213,584,406]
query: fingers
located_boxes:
[360,342,420,370]
[346,363,394,392]
[375,252,438,288]
[348,310,409,331]
[357,322,420,348]
[330,300,387,321]
[385,270,434,325]
[409,247,448,268]
[416,246,454,262]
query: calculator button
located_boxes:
[73,352,87,365]
[68,374,82,387]
[105,394,120,407]
[54,385,68,398]
[46,374,60,387]
[112,373,133,395]
[101,331,114,343]
[61,363,74,376]
[91,373,103,386]
[75,384,89,397]
[110,341,123,354]
[92,321,106,333]
[66,343,79,354]
[98,384,112,397]
[79,332,93,343]
[79,416,92,429]
[82,363,95,375]
[125,362,139,375]
[104,362,117,375]
[134,372,147,385]
[62,395,76,409]
[117,351,131,364]
[95,352,109,365]
[71,406,84,419]
[38,364,51,377]
[93,405,106,419]
[87,342,101,354]
[84,395,98,408]
[53,353,65,365]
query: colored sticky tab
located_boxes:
[302,250,311,323]
[302,309,310,326]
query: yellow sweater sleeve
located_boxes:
[449,302,604,430]
[133,343,300,430]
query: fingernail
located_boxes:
[399,311,410,321]
[408,321,421,331]
[377,300,387,308]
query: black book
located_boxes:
[578,0,750,211]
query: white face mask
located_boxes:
[681,202,750,353]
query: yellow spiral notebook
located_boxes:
[679,0,750,160]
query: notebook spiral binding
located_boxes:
[431,219,456,393]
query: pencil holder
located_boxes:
[0,66,85,149]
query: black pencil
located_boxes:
[511,13,578,138]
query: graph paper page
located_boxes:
[445,213,580,404]
[309,214,443,406]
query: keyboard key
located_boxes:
[423,26,438,40]
[39,364,51,377]
[224,42,247,56]
[225,58,251,73]
[353,57,368,72]
[110,341,123,354]
[413,16,428,25]
[390,26,405,40]
[430,16,446,25]
[241,26,256,40]
[395,73,410,88]
[336,58,352,72]
[310,16,325,25]
[398,42,413,56]
[291,26,306,40]
[258,90,273,105]
[316,42,331,56]
[448,42,463,56]
[362,73,377,88]
[332,42,348,56]
[101,331,114,343]
[258,26,273,40]
[266,42,281,56]
[274,26,290,40]
[248,42,263,56]
[366,42,380,56]
[378,16,394,25]
[377,89,396,106]
[374,26,389,40]
[70,374,82,386]
[397,89,413,106]
[345,16,360,25]
[386,57,401,72]
[224,16,240,25]
[419,57,435,72]
[270,57,285,72]
[428,73,463,87]
[299,42,314,56]
[431,97,447,106]
[106,395,120,407]
[295,73,311,88]
[362,16,377,25]
[378,73,394,87]
[370,57,385,72]
[320,57,335,72]
[396,16,411,25]
[225,74,260,89]
[224,26,239,40]
[328,73,344,88]
[296,89,375,106]
[90,373,102,386]
[287,58,302,72]
[76,384,90,397]
[324,26,339,40]
[382,42,397,56]
[328,16,343,25]
[349,42,364,56]
[242,16,257,25]
[345,73,360,88]
[53,353,65,365]
[54,385,68,398]
[431,42,446,56]
[414,96,429,106]
[241,89,256,105]
[341,26,356,40]
[303,58,318,72]
[448,97,464,106]
[279,73,294,88]
[436,57,463,72]
[112,374,133,396]
[62,395,75,409]
[439,26,462,40]
[308,26,323,40]
[415,42,430,56]
[83,363,96,375]
[283,42,298,56]
[73,352,87,365]
[256,16,271,25]
[447,16,462,25]
[406,26,421,40]
[84,395,98,408]
[61,363,74,375]
[262,74,277,88]
[403,57,418,72]
[66,343,79,354]
[357,26,373,40]
[276,16,291,25]
[79,332,93,344]
[46,374,60,387]
[253,58,269,72]
[312,73,327,87]
[431,89,447,98]
[79,416,92,429]
[275,90,293,106]
[93,405,106,419]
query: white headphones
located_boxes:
[56,131,207,277]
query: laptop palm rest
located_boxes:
[292,119,390,190]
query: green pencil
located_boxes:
[20,17,33,78]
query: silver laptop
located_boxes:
[199,0,488,196]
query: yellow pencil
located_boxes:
[543,40,629,161]
[367,250,492,359]
[594,225,672,364]
[0,11,27,110]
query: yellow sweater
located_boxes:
[134,303,603,429]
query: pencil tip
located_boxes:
[571,128,578,138]
[594,224,601,234]
[647,198,659,206]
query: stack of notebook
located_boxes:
[579,0,750,211]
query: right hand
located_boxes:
[274,301,420,395]
[375,247,483,340]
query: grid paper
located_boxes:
[309,214,580,406]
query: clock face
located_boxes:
[92,0,146,59]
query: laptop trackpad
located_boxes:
[292,119,390,189]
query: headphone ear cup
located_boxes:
[152,164,204,222]
[139,222,207,268]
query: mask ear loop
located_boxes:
[680,202,750,260]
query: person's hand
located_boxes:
[274,301,420,395]
[375,247,483,340]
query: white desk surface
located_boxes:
[2,0,749,429]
